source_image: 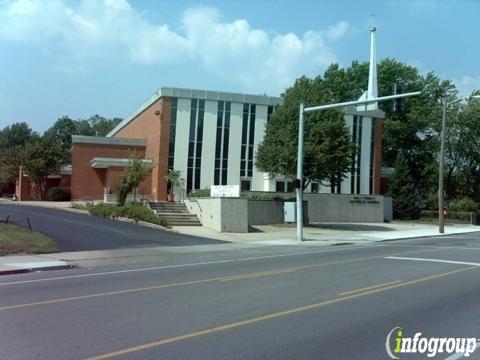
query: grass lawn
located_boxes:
[0,223,59,256]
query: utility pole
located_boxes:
[438,98,447,233]
[296,103,305,242]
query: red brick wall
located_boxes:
[71,142,147,200]
[59,174,71,188]
[15,172,66,201]
[114,97,171,201]
[105,166,151,198]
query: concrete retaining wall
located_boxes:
[186,198,248,232]
[248,200,284,225]
[248,192,388,223]
[186,192,391,232]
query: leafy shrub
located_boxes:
[424,193,439,211]
[448,197,479,213]
[71,203,93,211]
[47,186,71,201]
[420,210,473,223]
[88,203,116,218]
[89,203,168,227]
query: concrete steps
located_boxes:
[149,202,201,226]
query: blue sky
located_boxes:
[0,0,479,132]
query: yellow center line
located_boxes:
[338,280,403,296]
[0,247,445,312]
[85,265,480,360]
[220,268,297,281]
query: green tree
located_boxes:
[443,95,480,202]
[387,152,421,219]
[0,122,36,190]
[321,59,457,203]
[122,154,152,203]
[75,120,95,136]
[88,115,122,137]
[0,122,38,148]
[23,137,63,200]
[0,146,26,187]
[256,76,355,188]
[43,116,77,164]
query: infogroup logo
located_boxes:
[385,327,478,358]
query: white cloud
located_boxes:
[456,75,480,96]
[0,0,351,94]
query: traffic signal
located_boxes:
[303,153,312,178]
[393,80,405,114]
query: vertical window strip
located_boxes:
[369,119,376,194]
[223,103,230,184]
[241,104,250,177]
[351,116,357,194]
[214,101,231,185]
[239,103,256,178]
[356,116,363,194]
[187,99,204,192]
[168,98,178,170]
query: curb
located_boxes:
[0,264,75,276]
[376,229,480,243]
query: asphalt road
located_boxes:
[1,232,480,359]
[0,204,226,251]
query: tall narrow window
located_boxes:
[369,119,376,194]
[214,101,231,185]
[187,99,205,192]
[356,117,363,194]
[350,116,363,194]
[240,104,256,178]
[350,117,357,194]
[168,98,178,170]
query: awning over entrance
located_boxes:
[90,157,153,169]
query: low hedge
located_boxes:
[420,210,473,223]
[89,203,168,227]
[188,188,210,198]
[47,186,71,201]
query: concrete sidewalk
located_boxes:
[171,221,480,244]
[1,221,479,275]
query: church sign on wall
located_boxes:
[210,185,240,198]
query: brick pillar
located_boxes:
[16,166,31,201]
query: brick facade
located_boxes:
[71,142,149,201]
[15,167,72,201]
[114,97,171,201]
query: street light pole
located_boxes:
[438,98,447,233]
[295,91,421,242]
[438,95,480,234]
[296,103,305,241]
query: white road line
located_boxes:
[376,244,480,251]
[0,245,371,286]
[0,260,236,286]
[385,256,480,266]
[237,248,353,261]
